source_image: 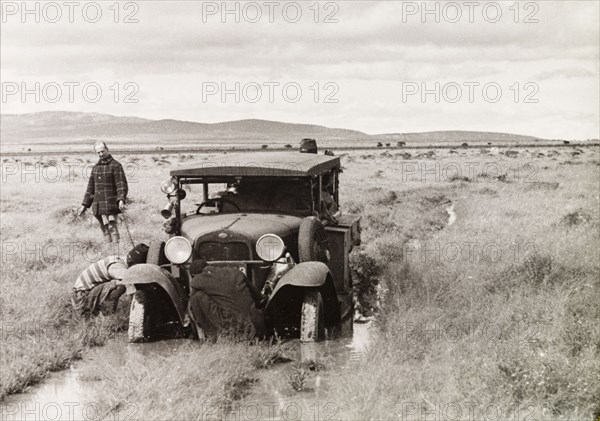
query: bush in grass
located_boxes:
[350,251,383,317]
[249,337,290,369]
[561,210,592,227]
[448,174,471,182]
[288,363,308,392]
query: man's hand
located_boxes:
[77,206,86,216]
[118,200,125,211]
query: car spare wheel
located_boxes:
[128,289,151,343]
[298,216,327,262]
[300,289,325,342]
[147,240,167,266]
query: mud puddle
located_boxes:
[0,334,193,421]
[228,322,376,421]
[1,323,375,421]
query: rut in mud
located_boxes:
[204,322,376,421]
[0,325,375,421]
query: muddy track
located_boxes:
[0,325,375,421]
[217,323,376,421]
[0,334,184,420]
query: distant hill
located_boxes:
[374,131,542,143]
[0,112,369,145]
[0,111,555,152]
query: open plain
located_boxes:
[1,144,599,420]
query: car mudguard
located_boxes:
[120,264,188,325]
[265,261,340,328]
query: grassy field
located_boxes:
[1,145,598,419]
[329,147,600,420]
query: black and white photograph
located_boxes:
[0,1,598,420]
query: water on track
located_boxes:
[1,323,375,421]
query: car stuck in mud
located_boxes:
[121,152,361,343]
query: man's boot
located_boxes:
[108,222,120,243]
[99,224,112,243]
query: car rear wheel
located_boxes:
[298,217,328,263]
[300,290,325,342]
[128,289,151,343]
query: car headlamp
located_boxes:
[164,236,192,264]
[256,234,285,262]
[160,177,178,195]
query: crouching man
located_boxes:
[72,243,149,316]
[188,259,266,340]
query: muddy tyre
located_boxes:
[298,217,327,263]
[147,241,167,266]
[300,290,325,342]
[128,289,151,343]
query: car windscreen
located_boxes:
[218,178,312,213]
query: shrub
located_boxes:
[521,254,554,286]
[53,206,82,224]
[448,174,470,182]
[375,191,397,205]
[525,182,559,191]
[249,337,290,369]
[288,363,308,392]
[350,251,383,316]
[497,173,509,183]
[561,210,592,227]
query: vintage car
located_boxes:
[121,152,361,342]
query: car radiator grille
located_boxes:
[197,242,250,261]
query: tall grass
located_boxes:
[76,338,258,420]
[0,155,167,398]
[328,148,600,420]
[1,149,598,420]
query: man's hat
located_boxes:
[299,138,318,154]
[127,243,149,267]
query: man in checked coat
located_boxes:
[78,142,128,243]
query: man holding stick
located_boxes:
[78,141,128,243]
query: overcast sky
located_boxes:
[1,1,598,139]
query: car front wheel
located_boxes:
[128,289,151,343]
[300,290,325,342]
